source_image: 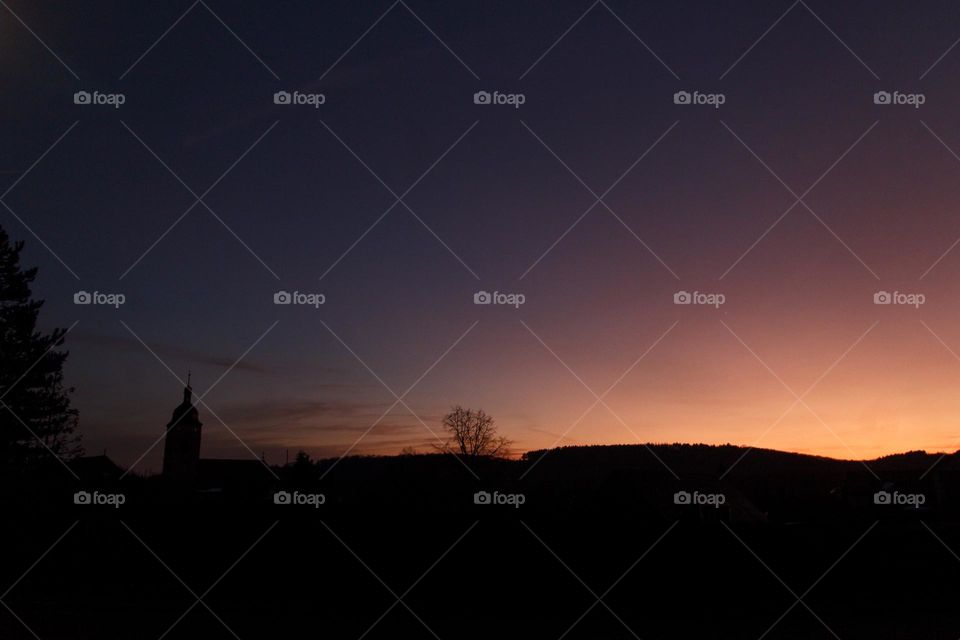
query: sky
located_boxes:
[4,0,960,472]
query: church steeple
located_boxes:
[163,370,203,483]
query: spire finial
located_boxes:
[187,369,192,389]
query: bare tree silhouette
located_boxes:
[440,406,511,458]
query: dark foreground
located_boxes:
[5,444,960,638]
[5,510,960,639]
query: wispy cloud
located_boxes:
[71,329,271,374]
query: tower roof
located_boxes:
[168,377,201,428]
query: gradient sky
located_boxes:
[5,0,960,472]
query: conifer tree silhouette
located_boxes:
[0,225,80,469]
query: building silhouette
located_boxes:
[159,374,274,495]
[162,374,202,483]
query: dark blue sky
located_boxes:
[5,0,960,471]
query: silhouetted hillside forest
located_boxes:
[7,443,960,522]
[7,444,960,639]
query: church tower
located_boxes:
[162,373,203,483]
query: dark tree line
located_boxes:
[0,225,80,469]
